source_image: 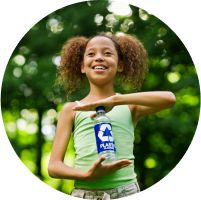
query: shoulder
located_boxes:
[59,102,77,120]
[62,102,77,111]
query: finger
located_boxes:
[118,160,132,166]
[73,105,88,111]
[118,164,131,169]
[73,104,96,111]
[114,162,132,170]
[116,159,132,164]
[74,107,88,111]
[99,156,106,163]
[72,106,81,111]
[103,159,131,169]
[94,156,105,167]
[111,160,132,169]
[90,112,97,118]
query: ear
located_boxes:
[81,64,86,73]
[117,62,123,72]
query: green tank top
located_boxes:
[73,105,137,189]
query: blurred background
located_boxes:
[1,0,200,195]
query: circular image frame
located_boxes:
[0,0,200,199]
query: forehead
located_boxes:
[86,36,116,50]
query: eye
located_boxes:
[104,51,112,56]
[87,52,95,56]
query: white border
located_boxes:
[0,0,200,199]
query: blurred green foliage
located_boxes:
[1,0,200,195]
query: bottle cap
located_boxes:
[95,106,105,112]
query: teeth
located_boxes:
[94,66,106,70]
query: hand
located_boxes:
[85,156,132,181]
[72,95,118,117]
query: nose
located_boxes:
[95,53,104,62]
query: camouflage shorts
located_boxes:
[71,182,140,199]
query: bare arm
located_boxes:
[73,91,176,124]
[48,102,132,181]
[48,102,87,180]
[114,91,176,122]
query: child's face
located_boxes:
[81,36,120,86]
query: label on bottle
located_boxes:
[94,122,116,154]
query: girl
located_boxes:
[48,33,176,199]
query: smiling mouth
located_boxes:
[92,65,108,70]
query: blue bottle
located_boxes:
[94,106,116,164]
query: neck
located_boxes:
[86,83,116,101]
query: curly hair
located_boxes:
[58,33,148,95]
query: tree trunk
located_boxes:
[35,109,44,179]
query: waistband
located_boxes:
[71,182,140,199]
